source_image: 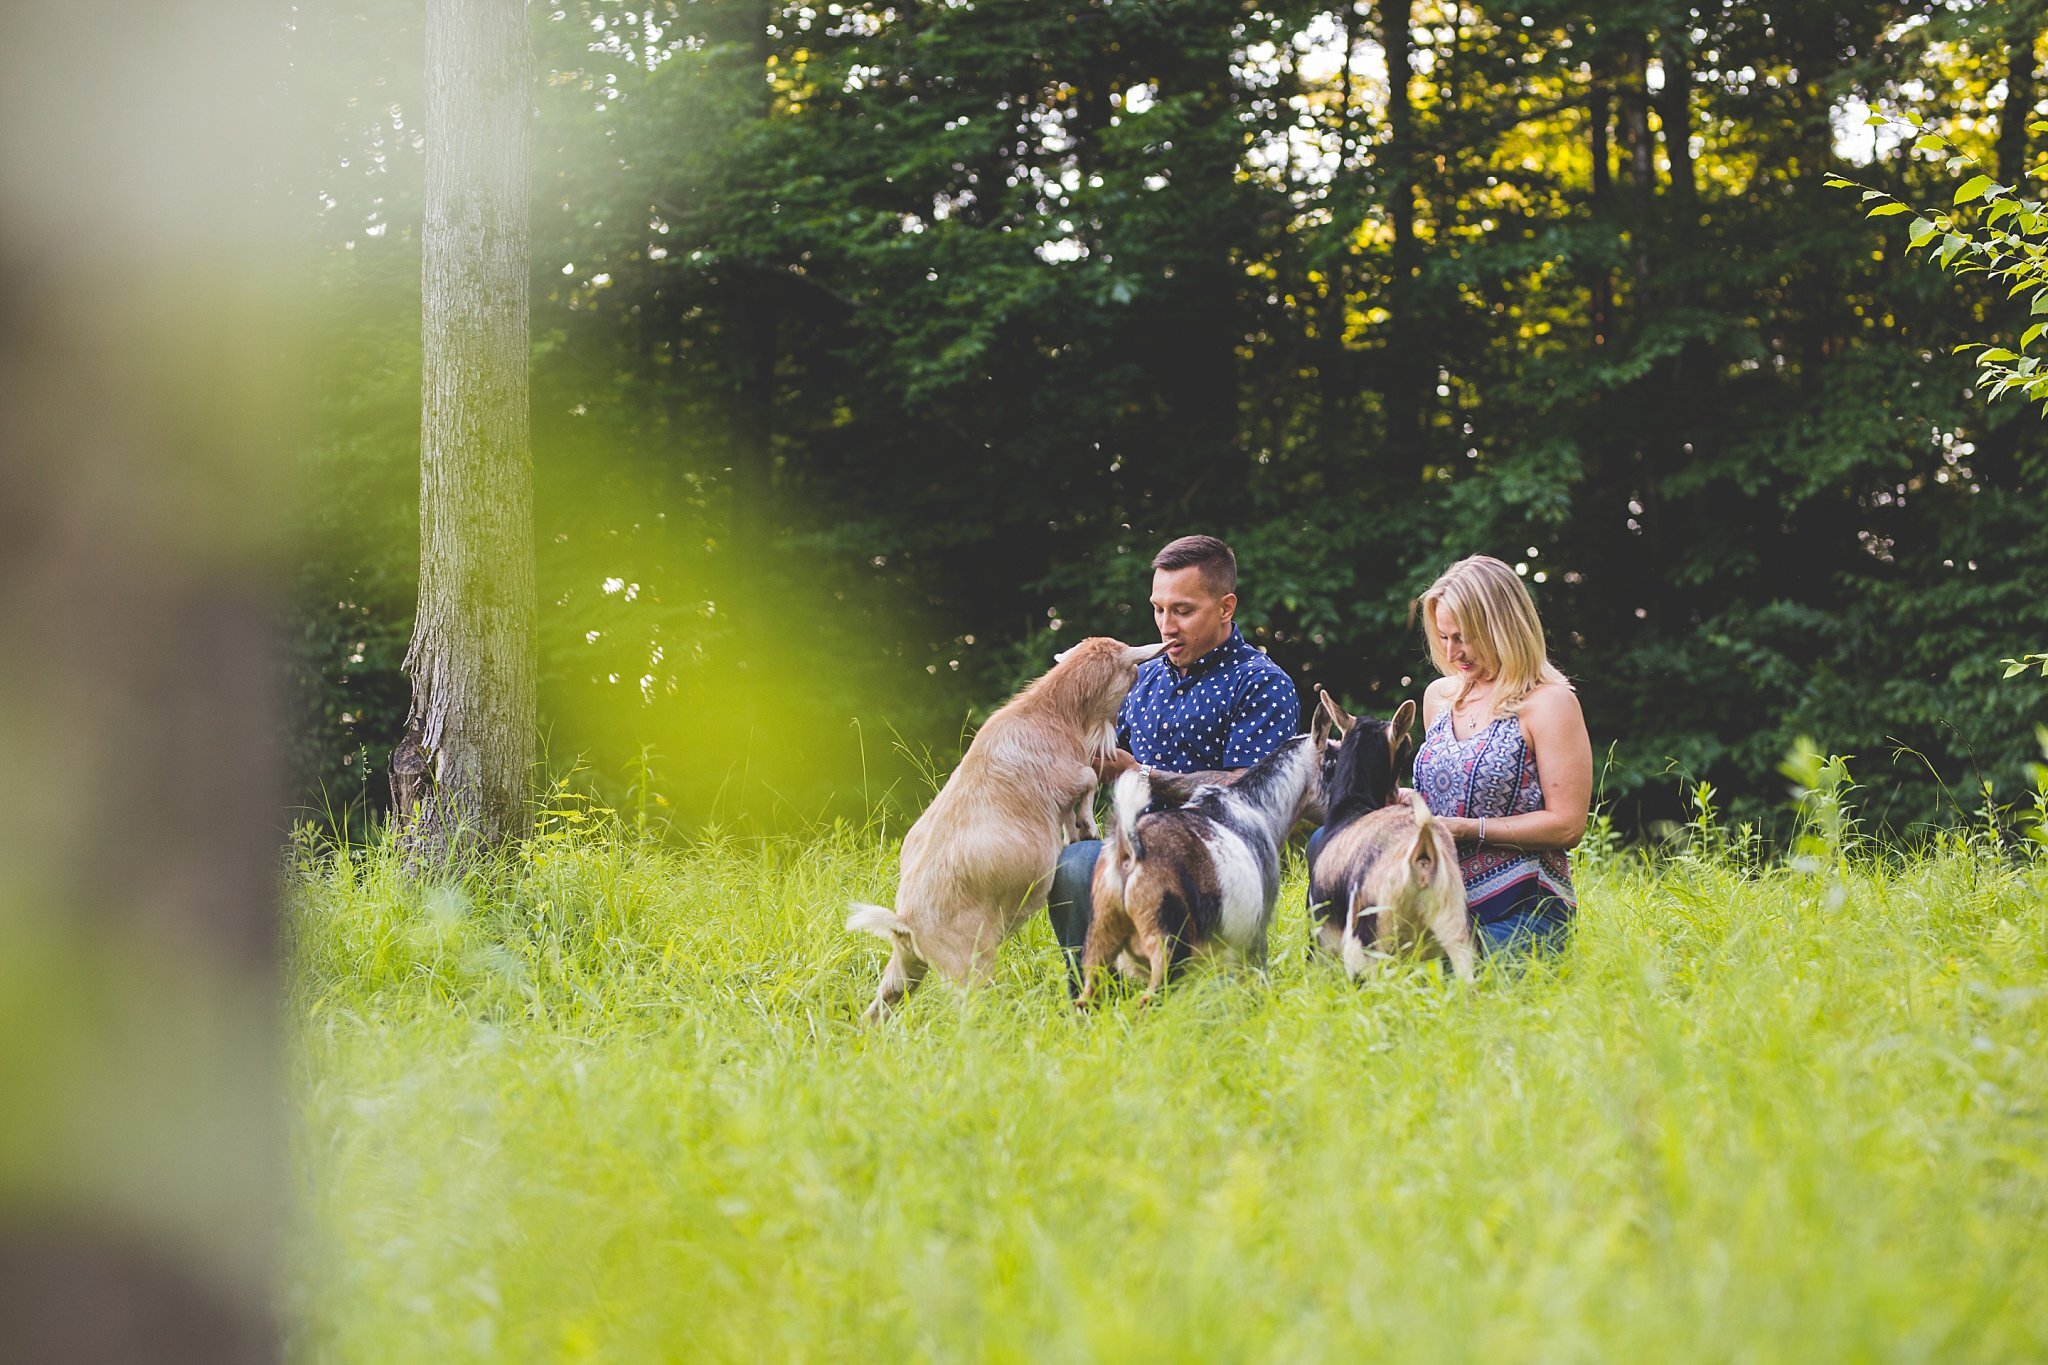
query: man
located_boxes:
[1046,534,1300,979]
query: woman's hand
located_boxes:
[1093,747,1140,779]
[1437,814,1480,843]
[1440,686,1590,851]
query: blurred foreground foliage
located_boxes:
[288,0,2048,836]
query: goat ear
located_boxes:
[1123,641,1167,664]
[1054,647,1073,664]
[1386,698,1418,764]
[1317,685,1356,737]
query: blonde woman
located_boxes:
[1411,554,1592,955]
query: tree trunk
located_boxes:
[1318,1,1360,454]
[395,0,537,855]
[1381,0,1426,484]
[1657,27,1696,208]
[2000,20,2039,188]
[705,0,778,545]
[1619,37,1656,192]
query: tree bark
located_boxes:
[396,0,537,856]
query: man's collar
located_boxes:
[1168,625,1248,681]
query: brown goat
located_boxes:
[847,636,1162,1022]
[1078,733,1327,1009]
[1309,690,1476,980]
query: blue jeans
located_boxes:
[1472,888,1574,958]
[1047,839,1103,989]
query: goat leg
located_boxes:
[862,943,927,1025]
[1435,913,1479,983]
[1077,904,1134,1010]
[1137,936,1170,1008]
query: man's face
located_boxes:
[1151,565,1236,669]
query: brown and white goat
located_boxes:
[1077,732,1328,1008]
[847,636,1161,1022]
[1308,690,1476,981]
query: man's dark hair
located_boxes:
[1152,534,1238,598]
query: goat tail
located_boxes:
[847,902,917,949]
[1405,794,1442,881]
[1100,768,1151,898]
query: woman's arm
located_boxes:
[1435,684,1592,851]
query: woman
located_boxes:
[1411,554,1592,956]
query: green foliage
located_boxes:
[287,819,2048,1359]
[1830,112,2048,408]
[291,1,2048,836]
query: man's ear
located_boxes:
[1219,590,1237,623]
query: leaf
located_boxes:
[1980,347,2020,362]
[2032,292,2048,314]
[1867,202,1910,217]
[2024,323,2044,349]
[1937,233,1968,266]
[1825,177,1856,188]
[1955,174,1996,205]
[1915,134,1944,153]
[1908,216,1938,247]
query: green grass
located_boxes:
[289,815,2048,1362]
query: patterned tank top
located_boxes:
[1412,704,1575,909]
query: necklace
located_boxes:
[1452,681,1497,736]
[1455,684,1496,713]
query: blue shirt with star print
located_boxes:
[1115,625,1300,772]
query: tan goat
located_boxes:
[847,636,1162,1022]
[1308,690,1477,981]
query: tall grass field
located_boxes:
[289,801,2048,1362]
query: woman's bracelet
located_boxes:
[1476,817,1487,845]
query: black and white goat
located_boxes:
[1077,732,1328,1008]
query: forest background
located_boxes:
[291,0,2048,840]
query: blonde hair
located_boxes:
[1417,554,1568,716]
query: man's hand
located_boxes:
[1094,748,1140,779]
